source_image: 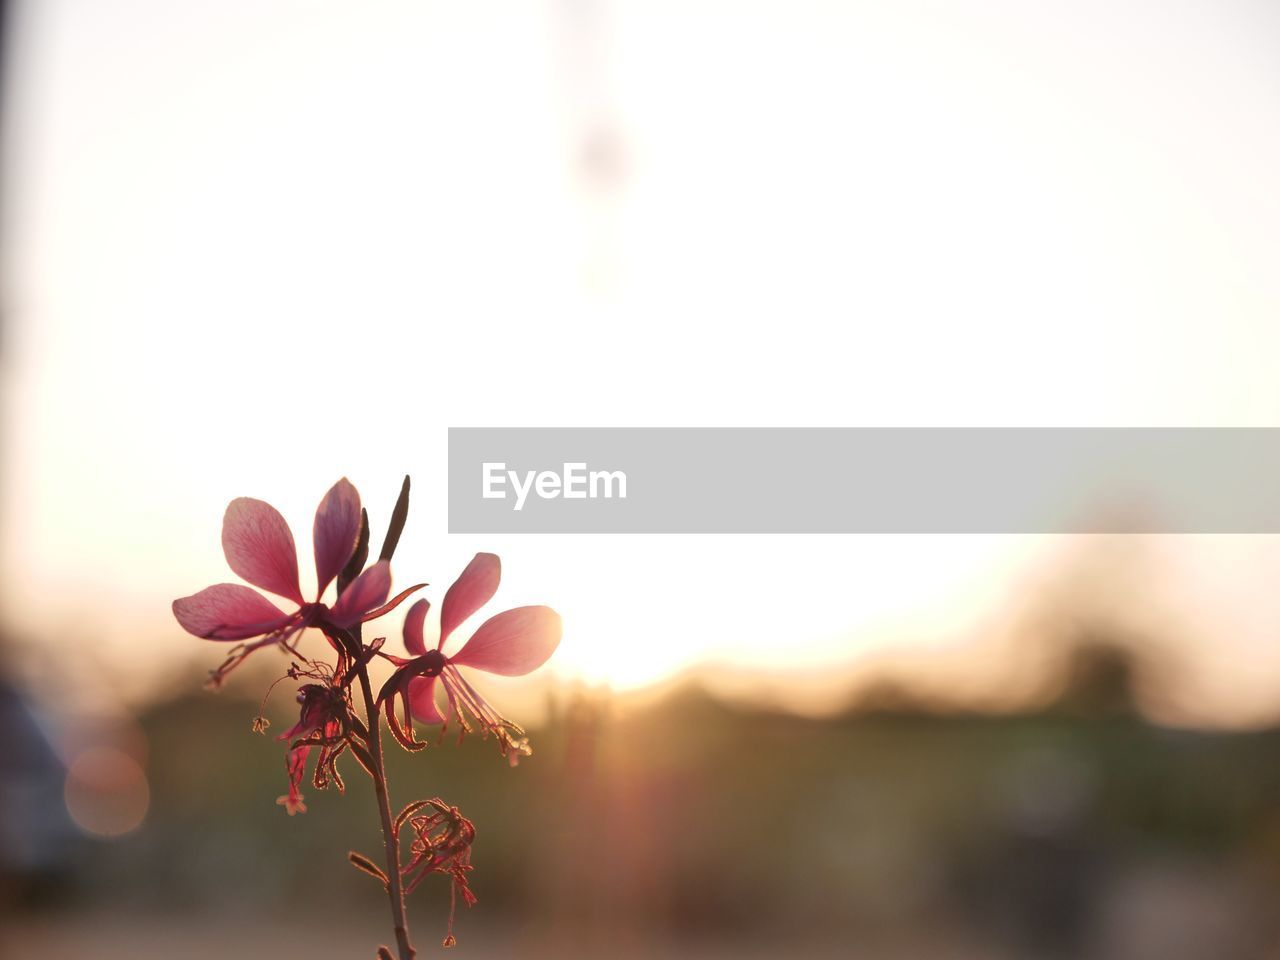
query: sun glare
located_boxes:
[2,0,1280,724]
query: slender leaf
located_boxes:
[379,475,411,562]
[348,851,389,888]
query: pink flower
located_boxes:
[173,478,414,683]
[377,553,561,764]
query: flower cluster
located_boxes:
[172,477,560,956]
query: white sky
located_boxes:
[4,0,1280,725]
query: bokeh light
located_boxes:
[63,747,150,839]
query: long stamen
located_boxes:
[208,615,311,687]
[439,666,531,764]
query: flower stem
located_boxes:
[355,664,417,960]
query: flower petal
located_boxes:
[403,599,430,656]
[449,605,561,676]
[328,560,391,628]
[222,497,303,604]
[408,676,444,725]
[313,478,362,598]
[440,553,501,647]
[172,584,291,640]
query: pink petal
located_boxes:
[222,498,303,604]
[172,584,291,640]
[403,599,430,656]
[449,605,561,676]
[440,553,501,647]
[277,715,313,743]
[408,676,444,725]
[312,478,361,598]
[328,560,391,628]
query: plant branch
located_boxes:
[356,660,417,960]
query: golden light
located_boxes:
[2,0,1280,727]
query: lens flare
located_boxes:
[63,747,150,838]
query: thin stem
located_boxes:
[355,663,417,960]
[356,475,417,958]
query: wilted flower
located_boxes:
[172,479,412,683]
[275,674,355,815]
[399,799,477,947]
[378,553,560,763]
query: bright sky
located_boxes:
[4,0,1280,725]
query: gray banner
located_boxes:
[447,428,1280,533]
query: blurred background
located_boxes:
[2,0,1280,957]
